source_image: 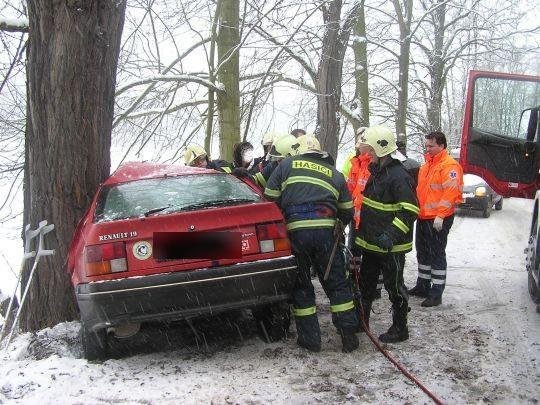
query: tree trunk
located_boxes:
[316,0,353,160]
[22,0,126,331]
[393,0,413,138]
[426,0,446,132]
[352,0,370,133]
[205,0,223,153]
[217,0,240,161]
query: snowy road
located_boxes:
[0,197,538,404]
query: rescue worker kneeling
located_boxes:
[354,126,419,343]
[264,134,359,353]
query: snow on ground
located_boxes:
[0,197,539,404]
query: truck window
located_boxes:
[460,71,540,199]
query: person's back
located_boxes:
[266,152,352,228]
[264,135,359,353]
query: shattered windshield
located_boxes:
[94,173,261,223]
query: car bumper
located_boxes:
[76,255,298,331]
[458,196,490,211]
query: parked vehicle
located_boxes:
[459,70,540,308]
[67,162,298,360]
[458,174,503,218]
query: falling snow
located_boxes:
[0,199,538,404]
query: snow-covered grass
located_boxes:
[0,198,538,404]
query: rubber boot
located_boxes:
[340,329,359,353]
[295,314,321,352]
[421,285,443,307]
[408,278,430,297]
[379,308,409,343]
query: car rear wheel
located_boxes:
[252,302,291,343]
[482,198,492,218]
[81,325,108,361]
[494,197,503,210]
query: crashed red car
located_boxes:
[67,162,297,360]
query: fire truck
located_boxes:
[459,70,540,308]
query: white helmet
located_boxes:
[356,126,397,157]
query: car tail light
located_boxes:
[85,242,127,276]
[257,223,290,253]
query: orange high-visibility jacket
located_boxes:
[346,153,372,229]
[417,149,463,220]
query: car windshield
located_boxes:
[94,173,262,223]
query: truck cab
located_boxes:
[459,70,540,307]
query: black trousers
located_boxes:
[358,250,409,326]
[290,228,359,347]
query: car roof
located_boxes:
[104,162,219,186]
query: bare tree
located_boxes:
[21,0,126,331]
[351,0,370,133]
[316,1,360,158]
[217,0,240,160]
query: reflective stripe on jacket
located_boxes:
[355,157,419,254]
[417,149,463,220]
[263,153,353,231]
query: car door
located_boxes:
[459,70,540,198]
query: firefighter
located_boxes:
[234,135,299,189]
[264,135,359,353]
[408,131,463,307]
[343,128,384,299]
[184,144,233,173]
[396,134,421,187]
[354,126,419,343]
[252,131,281,173]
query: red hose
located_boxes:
[352,258,445,405]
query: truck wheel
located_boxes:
[494,197,503,210]
[526,219,540,304]
[252,302,291,343]
[80,325,108,361]
[528,271,540,304]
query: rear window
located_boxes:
[94,173,262,223]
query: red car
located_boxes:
[67,162,297,360]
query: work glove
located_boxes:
[433,216,444,232]
[232,167,249,178]
[375,233,394,252]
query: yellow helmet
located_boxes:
[356,125,397,157]
[268,135,300,160]
[297,134,321,154]
[184,144,207,166]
